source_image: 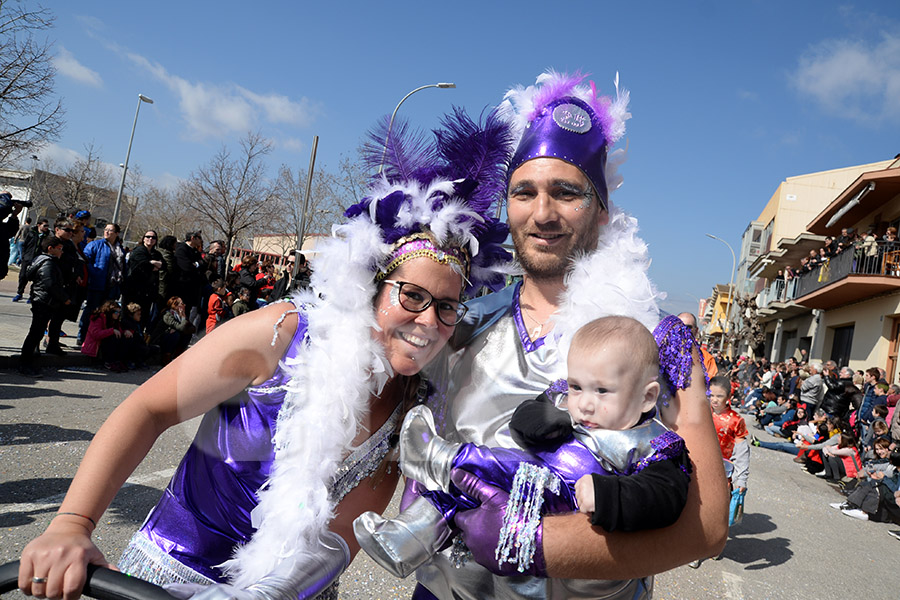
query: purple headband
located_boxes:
[508,96,609,209]
[376,233,470,282]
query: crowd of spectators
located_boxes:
[718,352,900,534]
[4,207,312,376]
[772,226,900,301]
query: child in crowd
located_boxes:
[231,286,252,317]
[862,417,890,460]
[149,296,194,365]
[19,236,70,377]
[355,315,692,579]
[691,376,749,568]
[122,303,155,368]
[81,300,128,372]
[205,278,229,334]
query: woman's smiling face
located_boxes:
[372,257,462,376]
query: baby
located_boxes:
[354,315,694,577]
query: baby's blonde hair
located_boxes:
[570,316,658,381]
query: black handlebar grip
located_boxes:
[0,562,175,600]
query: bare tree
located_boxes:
[181,131,274,259]
[32,142,115,216]
[270,164,347,255]
[0,0,64,166]
[136,184,200,240]
[335,153,370,208]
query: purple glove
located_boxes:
[451,468,547,577]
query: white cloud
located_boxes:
[278,137,305,152]
[36,142,83,169]
[737,89,759,102]
[156,172,185,191]
[125,52,317,141]
[238,88,316,127]
[75,15,105,31]
[790,32,900,124]
[53,46,103,87]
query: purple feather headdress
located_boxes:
[345,107,515,294]
[498,70,631,209]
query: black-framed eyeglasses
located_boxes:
[382,279,468,327]
[144,235,157,239]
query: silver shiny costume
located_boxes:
[420,283,652,599]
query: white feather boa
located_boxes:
[220,217,393,587]
[551,201,664,356]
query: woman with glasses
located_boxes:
[19,109,513,600]
[123,230,166,329]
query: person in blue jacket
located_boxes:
[78,223,125,344]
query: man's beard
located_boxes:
[511,220,601,281]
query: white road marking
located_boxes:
[721,571,744,599]
[0,468,175,515]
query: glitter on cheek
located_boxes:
[389,284,401,307]
[579,194,591,212]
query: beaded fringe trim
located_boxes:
[495,463,560,573]
[117,532,214,586]
[329,403,400,503]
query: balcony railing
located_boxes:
[795,241,900,298]
[758,240,900,305]
[758,277,799,308]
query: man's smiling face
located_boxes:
[507,158,608,281]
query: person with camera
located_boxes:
[0,192,22,279]
[1,191,33,282]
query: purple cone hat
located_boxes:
[500,70,631,210]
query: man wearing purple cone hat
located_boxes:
[406,71,729,599]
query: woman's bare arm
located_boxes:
[19,304,299,600]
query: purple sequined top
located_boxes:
[131,314,309,583]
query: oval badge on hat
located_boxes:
[552,103,591,134]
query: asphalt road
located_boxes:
[1,327,899,598]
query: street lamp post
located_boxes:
[113,93,154,224]
[25,154,38,220]
[378,82,456,173]
[706,233,736,355]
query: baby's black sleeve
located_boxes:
[589,453,690,532]
[509,394,573,448]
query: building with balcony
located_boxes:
[794,159,900,379]
[736,159,895,361]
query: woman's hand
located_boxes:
[19,517,113,600]
[113,329,122,339]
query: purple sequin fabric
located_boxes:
[632,430,690,476]
[653,315,709,400]
[548,378,568,394]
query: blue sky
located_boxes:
[37,1,900,316]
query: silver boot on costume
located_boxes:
[353,496,452,578]
[399,405,460,491]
